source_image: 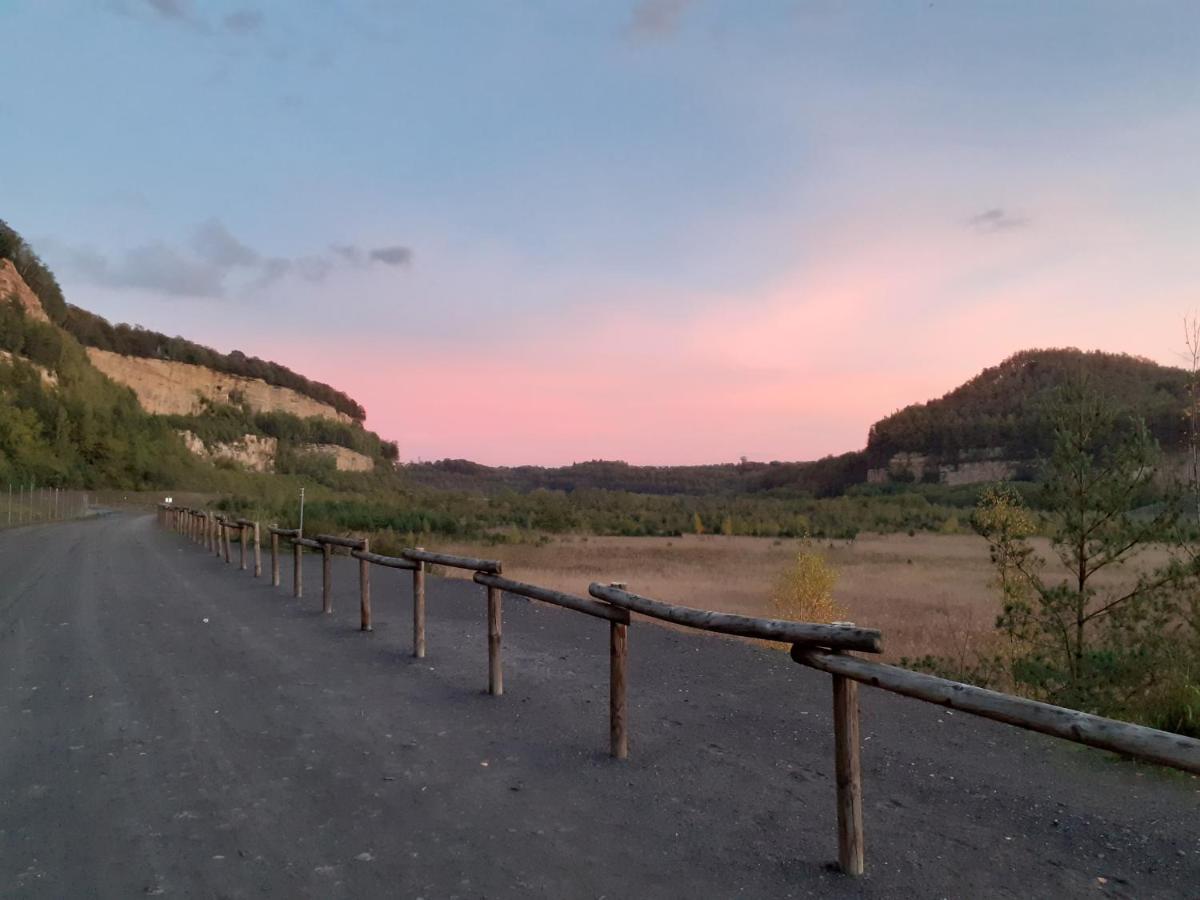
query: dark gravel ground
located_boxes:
[0,513,1197,899]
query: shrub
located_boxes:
[771,542,843,623]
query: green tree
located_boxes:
[974,380,1199,716]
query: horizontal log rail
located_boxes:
[316,533,368,550]
[792,645,1200,776]
[292,536,322,550]
[402,547,501,574]
[352,549,417,570]
[588,583,882,653]
[268,526,299,537]
[477,573,629,624]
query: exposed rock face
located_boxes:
[87,348,353,423]
[300,443,375,472]
[868,450,1020,486]
[0,350,58,387]
[0,259,49,323]
[178,431,278,473]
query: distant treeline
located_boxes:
[402,452,869,499]
[867,348,1189,465]
[0,218,366,421]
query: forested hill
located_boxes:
[865,348,1190,465]
[0,220,364,421]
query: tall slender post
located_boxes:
[832,652,865,876]
[359,537,372,632]
[9,482,13,526]
[223,523,232,564]
[412,547,426,658]
[293,540,303,598]
[214,519,223,557]
[271,531,280,587]
[610,620,629,759]
[322,543,333,614]
[252,522,262,577]
[487,584,503,696]
[239,524,248,570]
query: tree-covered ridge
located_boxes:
[0,297,200,487]
[0,218,365,421]
[61,304,366,422]
[866,349,1189,465]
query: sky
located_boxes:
[1,1,1197,465]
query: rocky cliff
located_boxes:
[86,348,354,423]
[0,258,49,323]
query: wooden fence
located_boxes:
[156,504,1200,877]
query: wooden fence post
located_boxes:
[293,540,303,598]
[359,537,372,632]
[322,543,333,614]
[271,531,280,587]
[214,520,222,557]
[253,522,262,578]
[610,619,628,759]
[832,649,865,876]
[487,584,503,696]
[239,524,248,571]
[412,547,426,658]
[222,524,232,564]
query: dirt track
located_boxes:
[0,514,1196,898]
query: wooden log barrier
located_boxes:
[487,583,502,696]
[831,653,864,876]
[349,549,417,570]
[322,542,333,614]
[413,547,426,658]
[589,583,882,654]
[239,523,248,571]
[474,573,631,757]
[271,530,280,586]
[223,522,232,565]
[293,539,303,599]
[791,645,1200,776]
[610,619,628,759]
[402,547,502,574]
[359,537,371,632]
[252,522,261,578]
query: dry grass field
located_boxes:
[430,532,999,661]
[433,532,1180,663]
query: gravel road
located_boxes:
[1,514,1197,898]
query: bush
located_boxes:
[771,542,843,623]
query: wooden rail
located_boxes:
[588,583,882,653]
[402,547,501,574]
[477,573,630,758]
[156,510,1200,879]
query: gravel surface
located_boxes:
[1,513,1197,898]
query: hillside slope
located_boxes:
[0,218,395,484]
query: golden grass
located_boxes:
[434,532,1176,662]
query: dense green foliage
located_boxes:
[61,304,366,421]
[917,382,1200,736]
[0,298,200,487]
[403,451,869,499]
[867,348,1189,465]
[163,403,399,463]
[0,219,68,322]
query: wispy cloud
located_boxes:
[368,245,413,266]
[46,221,412,299]
[624,0,697,40]
[967,208,1029,234]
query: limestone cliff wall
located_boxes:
[178,431,278,473]
[300,444,375,472]
[87,348,353,423]
[0,259,49,323]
